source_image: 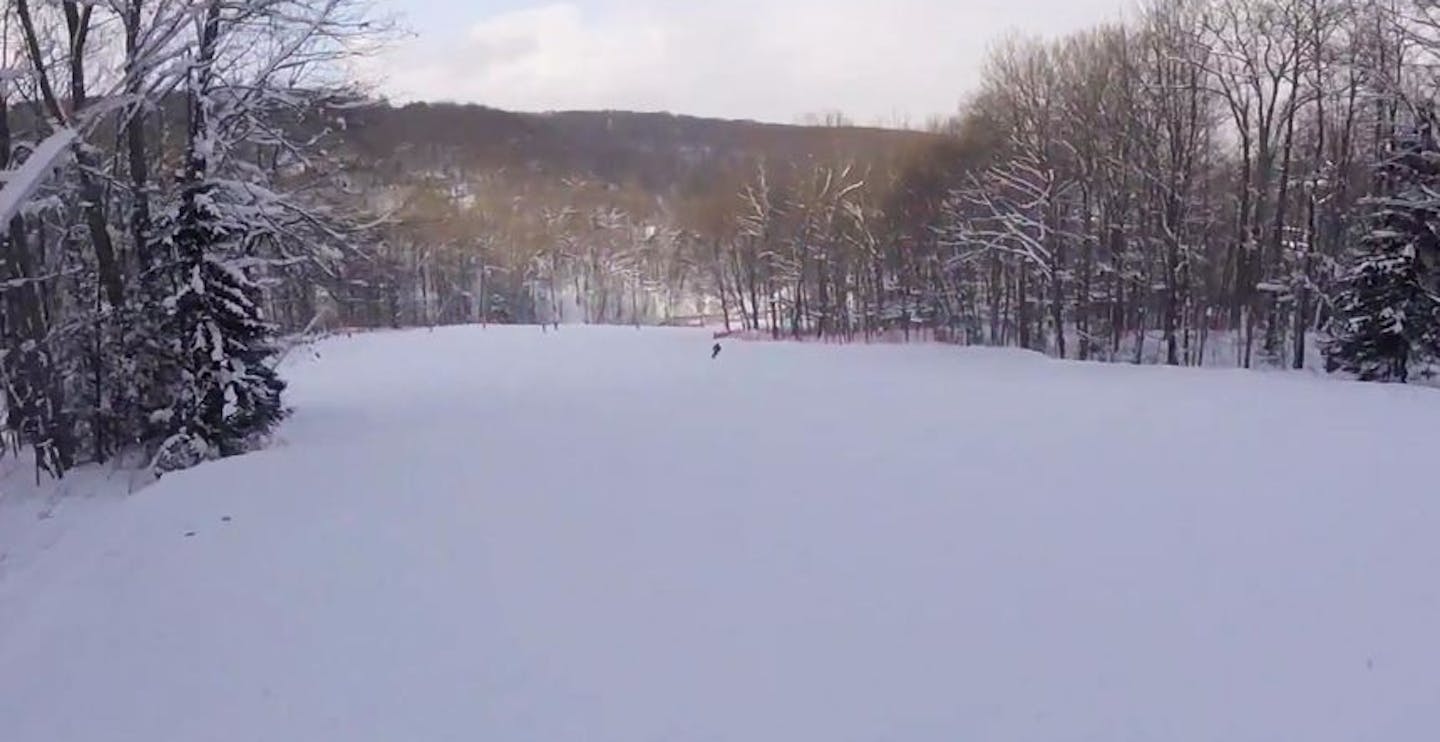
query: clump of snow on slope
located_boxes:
[2,326,1438,742]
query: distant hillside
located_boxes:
[339,102,946,196]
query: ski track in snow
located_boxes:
[2,325,1438,742]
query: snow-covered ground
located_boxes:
[2,326,1438,742]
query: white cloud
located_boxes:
[368,0,1129,125]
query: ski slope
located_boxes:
[2,326,1438,742]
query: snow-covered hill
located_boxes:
[2,326,1437,741]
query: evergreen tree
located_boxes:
[150,182,287,471]
[1325,113,1440,383]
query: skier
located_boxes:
[712,343,722,359]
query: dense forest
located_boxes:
[2,0,1439,479]
[338,0,1440,378]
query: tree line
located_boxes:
[708,0,1440,377]
[1,0,380,477]
[361,0,1440,381]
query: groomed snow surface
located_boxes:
[2,326,1438,742]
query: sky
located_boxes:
[365,0,1132,126]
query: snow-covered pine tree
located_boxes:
[151,183,287,470]
[1325,110,1440,383]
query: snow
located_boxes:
[0,128,77,225]
[3,325,1440,742]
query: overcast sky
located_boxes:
[366,0,1132,125]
